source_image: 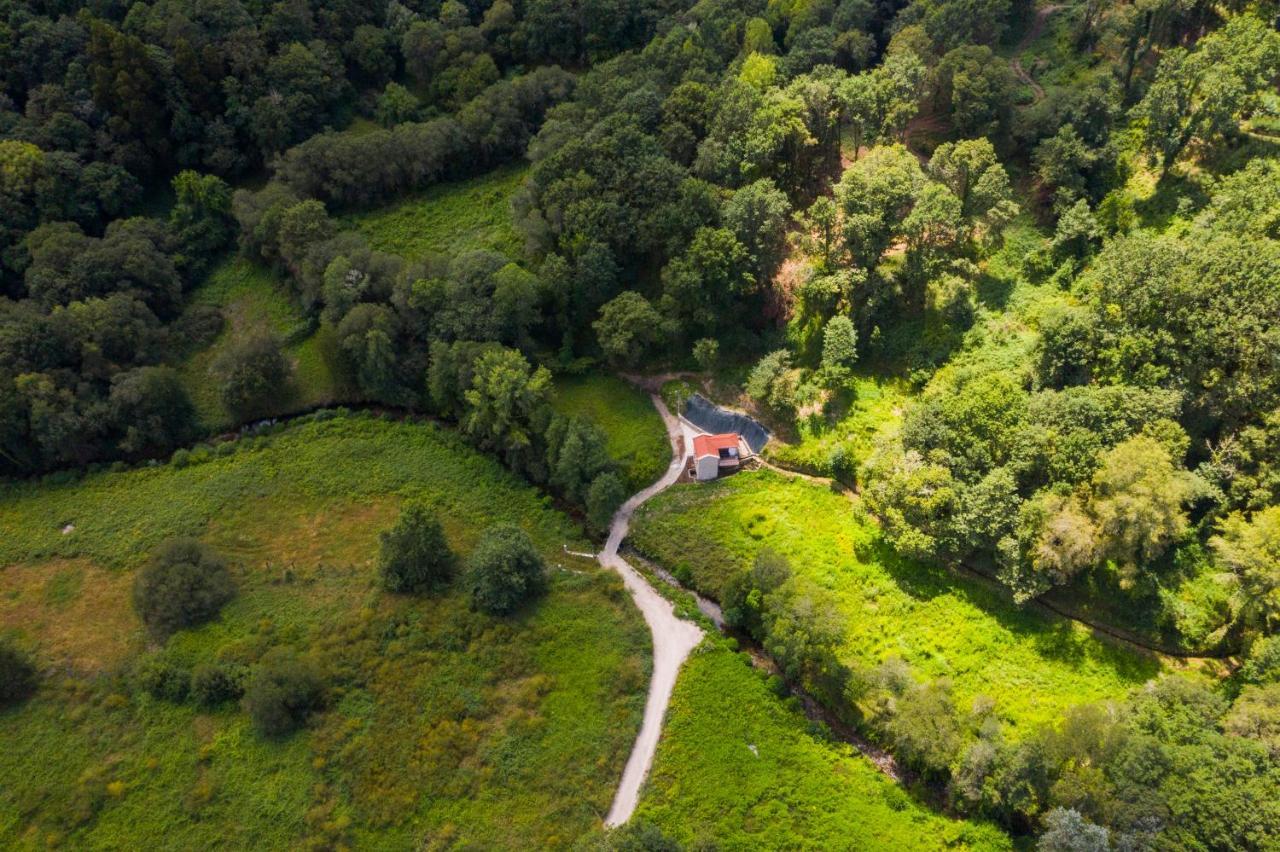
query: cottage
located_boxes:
[692,433,741,481]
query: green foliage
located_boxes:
[935,46,1015,138]
[586,471,627,529]
[594,292,667,368]
[0,638,37,706]
[242,651,325,737]
[132,538,235,638]
[691,338,719,373]
[378,502,455,594]
[465,524,547,615]
[550,374,668,492]
[169,171,233,278]
[1136,15,1280,172]
[819,315,858,388]
[1242,636,1280,686]
[462,347,553,464]
[634,646,1011,849]
[134,652,191,702]
[1212,506,1280,634]
[885,679,962,780]
[745,350,799,416]
[210,332,295,421]
[342,164,527,259]
[190,662,245,707]
[631,471,1160,732]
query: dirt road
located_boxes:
[601,394,704,827]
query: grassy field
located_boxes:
[177,258,356,430]
[629,471,1164,734]
[551,374,670,491]
[635,644,1011,850]
[0,414,648,849]
[342,163,527,260]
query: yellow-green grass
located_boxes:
[629,471,1163,735]
[764,372,910,477]
[636,645,1011,850]
[0,414,648,849]
[551,373,670,491]
[178,258,356,430]
[341,163,527,260]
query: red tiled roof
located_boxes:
[693,433,740,458]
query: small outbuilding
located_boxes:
[693,433,741,481]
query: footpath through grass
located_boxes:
[551,373,670,491]
[630,470,1163,734]
[0,414,648,849]
[341,163,527,260]
[636,644,1011,850]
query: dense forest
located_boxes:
[3,0,1280,846]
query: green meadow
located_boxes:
[629,470,1164,734]
[636,644,1011,850]
[341,163,528,260]
[551,374,670,491]
[177,258,356,429]
[0,414,648,849]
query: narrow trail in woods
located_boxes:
[1011,4,1065,101]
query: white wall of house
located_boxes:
[695,455,719,481]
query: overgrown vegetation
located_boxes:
[632,471,1160,732]
[0,415,649,847]
[132,538,235,638]
[635,644,1011,850]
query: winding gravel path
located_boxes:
[601,394,704,828]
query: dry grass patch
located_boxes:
[0,559,141,673]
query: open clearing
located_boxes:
[630,470,1163,733]
[341,163,528,260]
[177,259,356,430]
[0,414,647,849]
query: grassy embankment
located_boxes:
[630,469,1165,735]
[637,643,1012,850]
[0,414,648,849]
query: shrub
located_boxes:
[464,524,546,615]
[134,653,191,702]
[133,538,235,638]
[586,471,627,529]
[242,651,326,737]
[1242,635,1280,686]
[603,819,682,851]
[0,638,37,706]
[210,332,293,420]
[378,502,454,593]
[191,663,246,707]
